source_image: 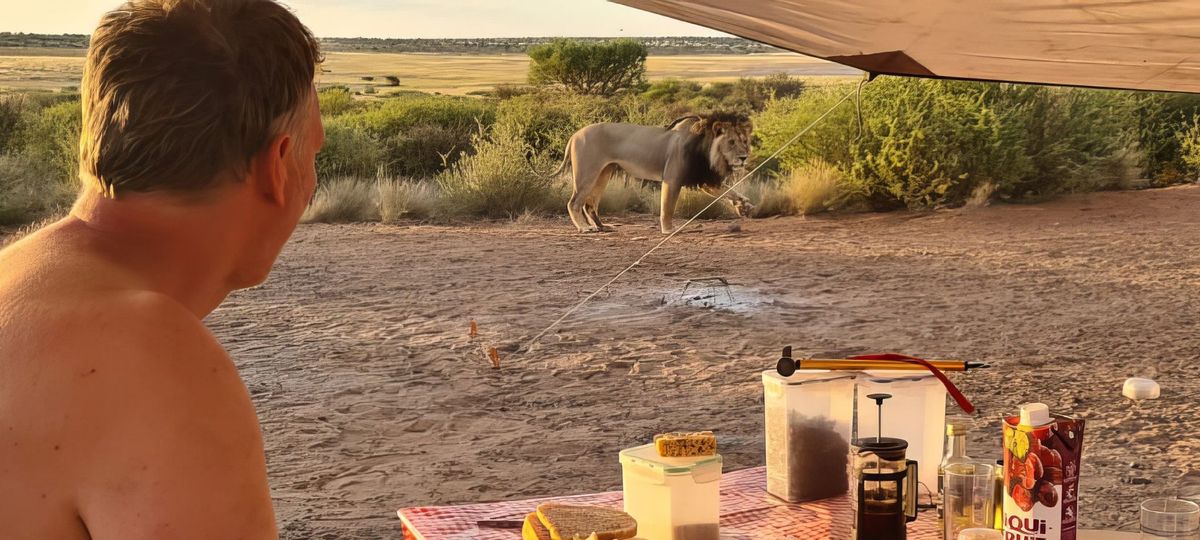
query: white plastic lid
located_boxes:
[761,369,856,386]
[861,369,937,383]
[1123,377,1161,400]
[1019,403,1052,427]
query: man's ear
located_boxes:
[251,132,292,207]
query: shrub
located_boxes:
[378,177,439,222]
[302,177,377,223]
[755,78,1134,209]
[383,75,401,86]
[742,179,790,218]
[494,92,620,156]
[1176,117,1200,180]
[597,176,654,216]
[437,123,561,218]
[782,160,843,215]
[316,118,386,180]
[1128,92,1200,183]
[0,93,28,154]
[0,153,75,225]
[19,99,82,191]
[317,86,357,116]
[642,79,703,104]
[493,84,538,100]
[644,186,737,221]
[341,95,496,177]
[528,39,647,96]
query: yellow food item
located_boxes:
[535,503,637,540]
[523,512,553,540]
[654,431,717,457]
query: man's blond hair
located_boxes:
[80,0,322,195]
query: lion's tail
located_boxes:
[526,142,572,179]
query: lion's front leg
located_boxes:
[701,185,755,218]
[659,180,682,234]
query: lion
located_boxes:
[540,112,755,234]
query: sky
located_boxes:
[2,0,730,38]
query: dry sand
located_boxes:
[198,185,1200,538]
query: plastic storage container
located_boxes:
[854,370,947,491]
[620,443,722,540]
[762,369,856,502]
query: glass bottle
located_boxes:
[937,421,971,536]
[993,458,1004,530]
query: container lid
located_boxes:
[1019,403,1052,427]
[861,369,938,383]
[762,369,856,386]
[619,443,722,475]
[853,436,909,461]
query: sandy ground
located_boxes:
[192,185,1200,538]
[0,49,858,95]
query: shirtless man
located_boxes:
[0,1,322,538]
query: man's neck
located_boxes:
[68,186,247,318]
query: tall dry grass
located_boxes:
[302,178,378,223]
[378,177,439,222]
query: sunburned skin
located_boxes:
[0,90,324,540]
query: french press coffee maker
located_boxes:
[849,393,919,540]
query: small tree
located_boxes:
[527,39,647,96]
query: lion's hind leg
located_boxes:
[583,164,618,233]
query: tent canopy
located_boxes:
[611,0,1200,94]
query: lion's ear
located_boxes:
[713,121,731,135]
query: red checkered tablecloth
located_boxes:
[397,466,941,539]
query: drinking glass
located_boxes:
[1141,498,1200,539]
[943,462,995,540]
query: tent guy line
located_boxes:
[507,80,869,364]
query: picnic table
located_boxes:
[397,466,941,539]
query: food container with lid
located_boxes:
[762,369,856,502]
[620,443,721,540]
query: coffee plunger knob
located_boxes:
[867,393,892,406]
[776,346,797,377]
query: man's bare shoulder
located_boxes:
[0,225,277,539]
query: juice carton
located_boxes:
[1002,403,1085,540]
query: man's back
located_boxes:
[0,221,276,539]
[0,0,323,535]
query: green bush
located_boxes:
[0,94,29,154]
[437,123,562,218]
[1127,92,1200,184]
[340,95,496,177]
[755,78,1136,209]
[0,153,75,225]
[19,99,82,190]
[494,92,620,156]
[317,86,358,117]
[316,117,386,180]
[528,39,647,96]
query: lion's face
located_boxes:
[711,121,753,172]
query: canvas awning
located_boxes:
[611,0,1200,94]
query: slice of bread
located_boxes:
[654,431,717,457]
[535,503,637,540]
[523,512,553,540]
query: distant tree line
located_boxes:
[0,32,779,55]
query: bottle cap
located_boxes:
[946,420,970,436]
[1019,403,1052,427]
